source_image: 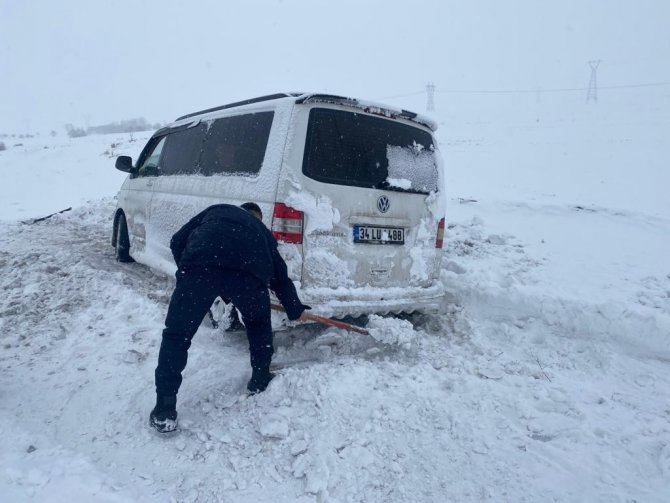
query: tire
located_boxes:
[115,214,134,263]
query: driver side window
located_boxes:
[137,136,166,177]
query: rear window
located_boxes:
[302,108,439,194]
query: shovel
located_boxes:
[270,303,369,335]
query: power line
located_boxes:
[375,91,425,101]
[373,80,670,108]
[598,82,670,90]
[433,81,670,95]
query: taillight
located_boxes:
[272,203,304,244]
[435,218,445,248]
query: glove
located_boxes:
[286,303,311,321]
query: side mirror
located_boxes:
[115,155,134,173]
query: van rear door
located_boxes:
[277,105,444,292]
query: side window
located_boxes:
[137,136,166,177]
[199,112,274,176]
[160,123,208,176]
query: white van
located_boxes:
[112,93,446,319]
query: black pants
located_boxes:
[155,266,272,397]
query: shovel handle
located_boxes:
[270,303,369,335]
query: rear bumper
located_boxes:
[297,282,446,318]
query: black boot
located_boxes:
[149,395,178,433]
[247,368,276,395]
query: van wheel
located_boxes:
[115,214,134,263]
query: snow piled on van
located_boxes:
[285,191,340,234]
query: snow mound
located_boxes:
[365,314,416,347]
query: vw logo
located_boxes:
[377,195,390,213]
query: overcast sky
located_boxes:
[1,0,669,132]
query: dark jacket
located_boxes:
[170,204,306,320]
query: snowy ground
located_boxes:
[1,96,669,502]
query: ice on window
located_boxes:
[386,142,438,193]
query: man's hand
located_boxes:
[297,304,312,321]
[269,302,311,321]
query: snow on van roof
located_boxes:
[173,93,437,132]
[295,93,438,132]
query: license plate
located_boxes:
[353,225,405,244]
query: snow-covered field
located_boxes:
[1,94,669,502]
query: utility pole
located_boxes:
[426,83,435,112]
[586,60,601,103]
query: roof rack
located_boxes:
[173,92,436,131]
[175,93,302,121]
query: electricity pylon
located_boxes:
[426,83,435,111]
[586,60,601,103]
